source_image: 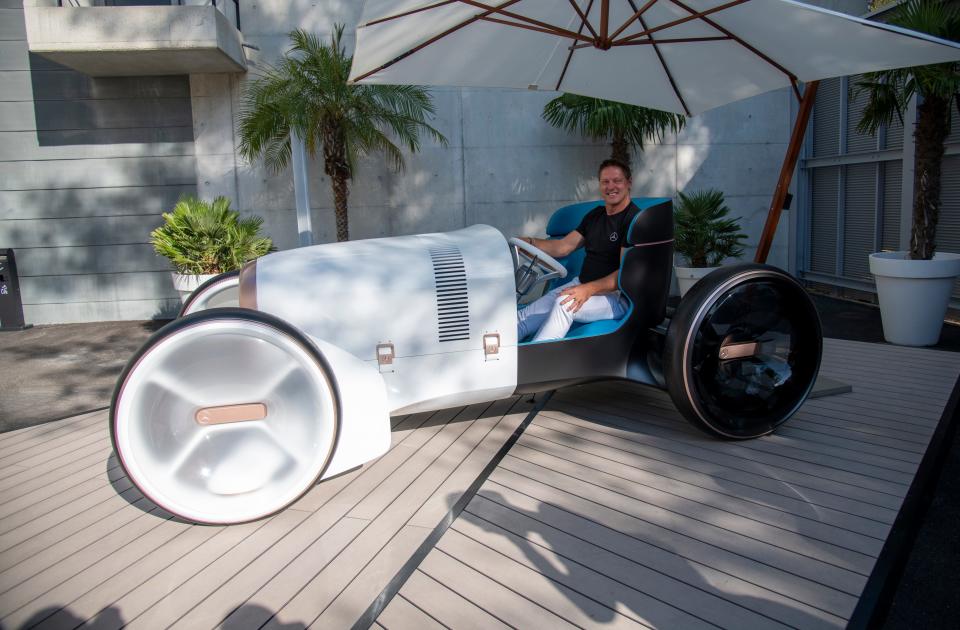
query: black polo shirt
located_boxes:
[574,202,640,283]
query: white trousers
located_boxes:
[517,278,628,342]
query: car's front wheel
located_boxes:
[111,309,340,524]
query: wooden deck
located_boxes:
[1,338,958,629]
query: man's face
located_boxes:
[599,166,631,209]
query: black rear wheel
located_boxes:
[664,263,821,439]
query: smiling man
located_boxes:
[517,158,640,342]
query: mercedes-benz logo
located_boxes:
[609,232,619,242]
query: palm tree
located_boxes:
[541,94,685,169]
[237,26,447,242]
[855,0,960,260]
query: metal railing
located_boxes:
[55,1,241,32]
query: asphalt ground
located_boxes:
[0,320,166,433]
[0,295,958,627]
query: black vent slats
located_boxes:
[430,246,470,342]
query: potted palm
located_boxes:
[674,189,747,296]
[857,0,960,345]
[151,195,273,302]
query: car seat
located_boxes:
[534,198,674,340]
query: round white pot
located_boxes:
[869,251,960,346]
[171,272,216,304]
[675,266,717,297]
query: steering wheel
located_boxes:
[508,237,568,299]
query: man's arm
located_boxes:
[558,248,627,313]
[519,230,584,259]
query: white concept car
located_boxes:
[111,198,822,524]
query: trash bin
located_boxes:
[0,249,30,331]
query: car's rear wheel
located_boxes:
[664,264,821,439]
[111,309,340,524]
[178,270,240,317]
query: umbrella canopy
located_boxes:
[349,0,960,116]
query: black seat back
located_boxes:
[620,198,674,330]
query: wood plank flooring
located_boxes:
[0,395,533,628]
[1,338,957,629]
[379,339,960,629]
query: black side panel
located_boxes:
[516,327,635,394]
[619,242,674,330]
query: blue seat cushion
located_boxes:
[564,319,624,339]
[546,200,601,237]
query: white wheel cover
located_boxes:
[114,319,337,524]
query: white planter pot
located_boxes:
[171,272,216,304]
[675,266,717,297]
[869,251,960,346]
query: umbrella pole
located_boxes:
[754,80,819,264]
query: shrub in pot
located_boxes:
[673,189,747,296]
[151,195,273,302]
[855,0,960,345]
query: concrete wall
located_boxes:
[1,0,195,323]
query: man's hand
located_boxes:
[515,231,584,259]
[559,283,596,313]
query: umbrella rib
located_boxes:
[362,0,458,27]
[668,0,802,101]
[609,0,658,42]
[599,0,609,43]
[556,0,596,91]
[481,15,591,41]
[351,0,525,82]
[634,6,692,117]
[615,36,730,45]
[614,0,748,44]
[567,0,598,39]
[459,0,593,42]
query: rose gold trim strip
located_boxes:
[195,403,268,425]
[719,341,759,360]
[631,238,675,248]
[239,259,258,310]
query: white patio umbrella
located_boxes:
[348,0,960,259]
[350,0,960,116]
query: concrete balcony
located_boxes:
[24,4,247,76]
